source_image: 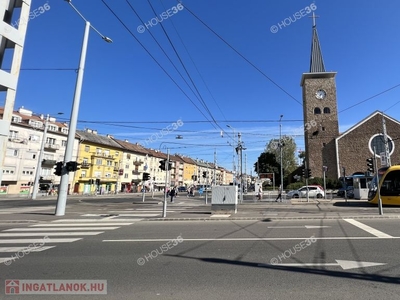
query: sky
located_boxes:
[5,0,400,173]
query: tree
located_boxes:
[265,135,297,174]
[254,152,280,175]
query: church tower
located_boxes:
[300,13,339,179]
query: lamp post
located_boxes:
[226,125,236,184]
[55,0,112,216]
[279,115,284,197]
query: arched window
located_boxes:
[323,107,330,114]
[314,107,321,114]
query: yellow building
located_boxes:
[177,155,197,185]
[73,130,125,195]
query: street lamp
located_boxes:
[279,115,284,197]
[55,0,112,216]
[226,125,236,184]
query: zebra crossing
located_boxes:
[0,218,134,266]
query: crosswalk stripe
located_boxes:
[52,219,140,223]
[81,213,159,217]
[0,246,55,252]
[0,238,82,244]
[29,223,133,227]
[4,227,120,232]
[0,232,103,237]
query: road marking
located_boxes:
[30,223,133,227]
[103,236,399,242]
[0,232,103,237]
[0,246,55,252]
[0,238,82,244]
[211,215,231,218]
[0,206,54,214]
[4,227,120,231]
[343,219,393,238]
[258,260,386,270]
[267,226,331,229]
[52,219,140,223]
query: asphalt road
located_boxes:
[0,215,399,300]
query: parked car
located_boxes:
[177,186,186,192]
[286,185,325,199]
[337,186,354,197]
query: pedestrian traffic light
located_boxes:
[142,172,151,181]
[366,158,374,173]
[307,169,312,178]
[66,161,79,172]
[159,159,166,171]
[54,161,63,176]
[202,171,207,178]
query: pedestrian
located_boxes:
[170,187,176,203]
[257,185,263,201]
[275,185,282,202]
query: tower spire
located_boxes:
[309,12,325,73]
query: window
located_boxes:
[94,171,101,178]
[314,108,321,114]
[127,154,131,159]
[369,134,394,157]
[12,116,21,123]
[6,149,18,157]
[46,137,56,145]
[323,107,330,114]
[62,140,67,147]
[115,152,119,157]
[125,164,129,169]
[30,120,43,128]
[96,159,102,165]
[22,170,34,175]
[85,145,90,152]
[81,171,86,178]
[29,134,40,142]
[106,160,113,166]
[9,130,18,138]
[48,125,57,131]
[105,173,111,178]
[61,128,68,134]
[104,150,110,156]
[96,148,101,154]
[124,174,128,178]
[3,169,15,174]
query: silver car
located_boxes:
[287,186,325,199]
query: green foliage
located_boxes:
[286,182,305,191]
[290,177,343,189]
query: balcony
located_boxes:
[44,143,60,151]
[133,160,143,166]
[81,162,91,169]
[91,152,114,159]
[8,137,27,144]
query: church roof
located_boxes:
[309,20,326,73]
[336,111,400,141]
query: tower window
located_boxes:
[323,107,330,114]
[314,108,321,114]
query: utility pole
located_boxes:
[238,132,244,203]
[382,113,391,167]
[214,149,217,186]
[244,153,247,194]
[31,114,49,200]
[279,115,284,198]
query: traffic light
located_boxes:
[89,179,94,185]
[54,162,63,176]
[66,161,80,172]
[159,159,166,171]
[95,178,100,185]
[366,158,374,173]
[167,161,172,170]
[142,172,151,181]
[202,171,207,178]
[307,169,312,178]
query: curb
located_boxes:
[147,215,400,221]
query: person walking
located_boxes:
[257,185,263,201]
[275,185,282,202]
[170,187,176,203]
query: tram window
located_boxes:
[380,170,400,196]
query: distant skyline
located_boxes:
[5,0,400,172]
